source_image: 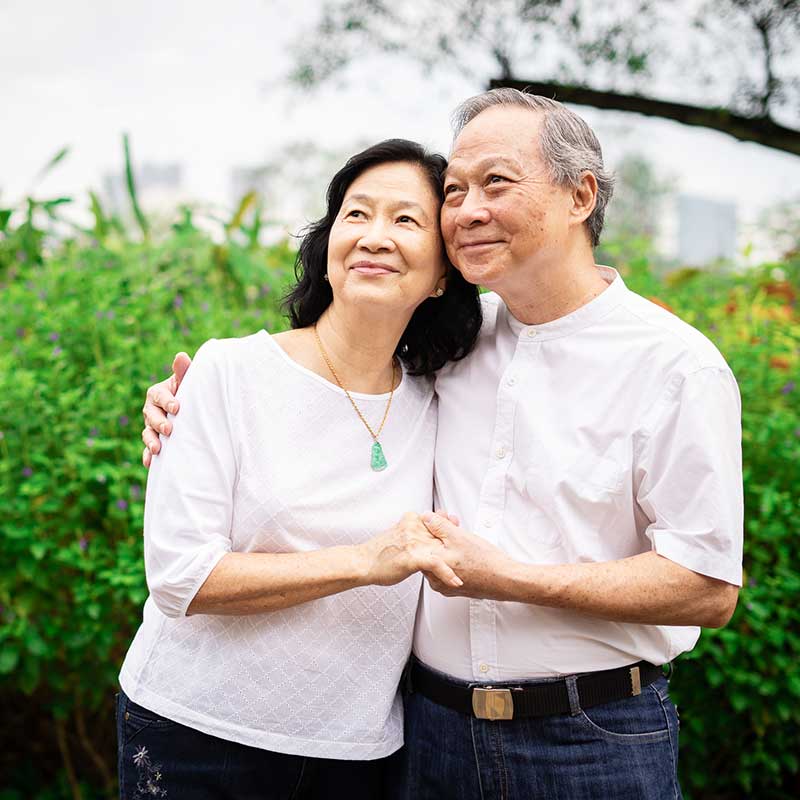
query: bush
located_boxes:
[1,215,798,797]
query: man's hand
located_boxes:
[357,512,464,590]
[420,512,517,599]
[141,352,192,467]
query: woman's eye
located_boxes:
[397,215,417,224]
[346,209,364,218]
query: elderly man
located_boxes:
[141,90,742,798]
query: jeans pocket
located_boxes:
[119,692,178,747]
[577,682,671,743]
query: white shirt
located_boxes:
[414,267,743,681]
[120,331,437,760]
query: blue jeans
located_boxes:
[116,689,388,799]
[390,665,682,800]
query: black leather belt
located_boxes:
[409,658,663,721]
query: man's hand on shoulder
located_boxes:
[141,351,192,467]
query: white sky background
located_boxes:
[2,0,799,252]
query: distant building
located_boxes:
[102,163,185,217]
[676,194,737,265]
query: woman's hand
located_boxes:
[357,512,463,589]
[141,352,192,467]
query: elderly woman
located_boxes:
[118,139,482,799]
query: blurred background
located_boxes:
[1,1,798,797]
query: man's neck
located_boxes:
[496,248,608,326]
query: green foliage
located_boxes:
[1,181,798,796]
[0,189,294,796]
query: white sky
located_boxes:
[2,0,799,246]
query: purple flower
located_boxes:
[15,327,26,339]
[52,346,62,356]
[181,327,190,337]
[49,332,59,342]
[118,415,129,427]
[90,427,99,437]
[86,437,95,448]
[748,577,757,588]
[38,291,47,301]
[105,310,115,320]
[22,466,33,477]
[781,381,795,395]
[232,319,240,328]
[173,295,184,309]
[260,284,271,297]
[795,428,800,438]
[95,310,104,319]
[201,302,210,313]
[79,537,89,551]
[116,499,128,511]
[130,484,142,500]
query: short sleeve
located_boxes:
[635,367,743,586]
[143,339,236,617]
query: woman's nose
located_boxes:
[357,221,395,251]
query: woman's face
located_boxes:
[327,162,447,314]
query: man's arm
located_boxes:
[141,351,191,466]
[420,513,738,628]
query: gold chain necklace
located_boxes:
[313,324,397,472]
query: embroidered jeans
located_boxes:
[116,689,387,800]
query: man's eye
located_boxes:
[444,184,462,195]
[488,175,506,184]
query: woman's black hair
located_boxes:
[282,139,482,376]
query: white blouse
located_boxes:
[120,331,436,760]
[416,268,743,681]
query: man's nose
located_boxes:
[454,188,491,228]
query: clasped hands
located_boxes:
[362,511,515,599]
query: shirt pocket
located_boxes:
[525,454,625,554]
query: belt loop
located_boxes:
[663,661,674,681]
[565,675,581,716]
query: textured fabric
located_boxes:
[391,671,682,800]
[416,267,743,681]
[120,331,437,759]
[116,690,388,800]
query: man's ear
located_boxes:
[571,171,598,226]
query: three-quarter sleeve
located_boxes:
[635,366,743,586]
[143,339,236,617]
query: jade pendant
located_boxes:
[371,441,388,472]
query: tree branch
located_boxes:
[489,79,800,156]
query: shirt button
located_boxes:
[483,519,493,528]
[507,376,517,386]
[526,328,537,338]
[496,447,507,459]
[479,663,490,673]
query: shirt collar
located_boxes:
[504,266,626,342]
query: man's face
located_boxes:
[441,106,575,290]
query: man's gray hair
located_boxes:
[451,88,614,247]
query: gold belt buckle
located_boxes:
[472,687,514,720]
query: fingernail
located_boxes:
[453,577,463,587]
[149,442,158,453]
[168,403,178,414]
[160,423,169,434]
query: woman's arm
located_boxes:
[188,513,461,616]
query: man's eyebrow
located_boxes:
[343,193,432,221]
[444,156,524,179]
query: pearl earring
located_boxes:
[323,274,329,282]
[434,287,444,297]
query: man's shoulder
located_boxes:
[618,289,731,375]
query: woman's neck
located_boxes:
[312,305,405,394]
